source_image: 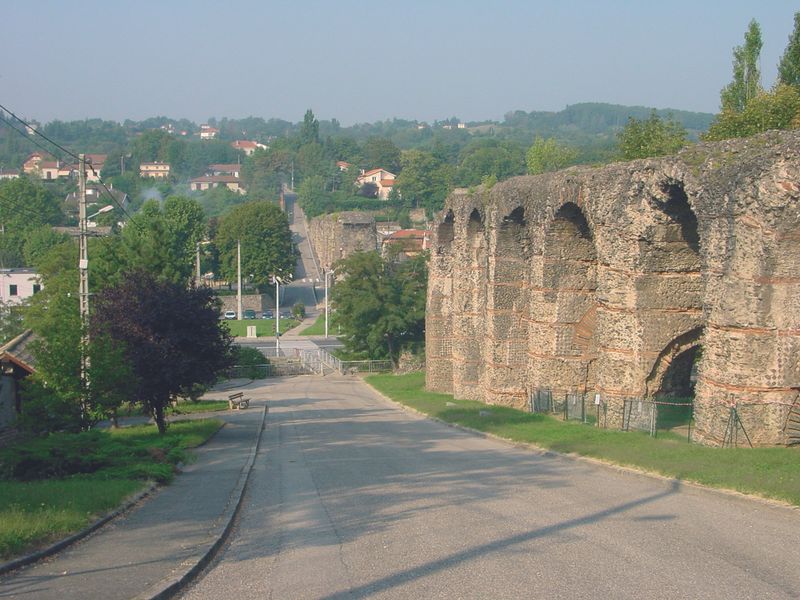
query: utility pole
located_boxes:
[78,154,90,419]
[236,240,242,320]
[275,274,280,354]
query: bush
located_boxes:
[233,344,269,379]
[18,379,83,435]
[293,302,306,319]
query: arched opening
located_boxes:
[452,208,488,399]
[436,210,455,254]
[530,202,598,396]
[485,206,530,406]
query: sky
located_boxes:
[1,0,798,126]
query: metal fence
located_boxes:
[529,388,593,423]
[299,348,393,375]
[227,362,314,379]
[622,398,693,440]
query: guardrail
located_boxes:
[298,348,392,375]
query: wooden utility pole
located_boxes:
[236,240,242,319]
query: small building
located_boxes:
[0,269,42,306]
[0,330,37,435]
[139,161,170,178]
[0,169,20,180]
[231,140,267,155]
[356,168,396,200]
[336,161,352,171]
[199,124,219,140]
[64,184,129,220]
[381,229,430,260]
[22,151,53,174]
[208,163,241,178]
[190,175,245,194]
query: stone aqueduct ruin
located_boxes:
[426,130,800,446]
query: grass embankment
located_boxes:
[223,318,297,337]
[365,372,800,506]
[169,400,229,414]
[299,313,327,336]
[0,419,223,560]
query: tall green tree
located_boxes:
[704,83,800,140]
[394,150,453,214]
[214,201,294,291]
[331,250,427,365]
[778,12,800,88]
[0,177,63,267]
[720,19,763,113]
[525,137,579,174]
[617,112,688,159]
[23,241,133,431]
[300,109,320,146]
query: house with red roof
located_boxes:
[356,168,396,200]
[231,140,267,156]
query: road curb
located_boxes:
[0,483,158,577]
[135,403,269,600]
[365,382,800,512]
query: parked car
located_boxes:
[280,311,292,319]
[243,309,256,319]
[261,310,274,319]
[224,310,236,320]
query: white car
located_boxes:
[224,310,236,320]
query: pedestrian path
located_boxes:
[0,384,271,600]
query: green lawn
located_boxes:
[365,372,800,506]
[299,313,328,336]
[222,318,297,337]
[168,400,229,415]
[0,419,223,559]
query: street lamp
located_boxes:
[324,267,337,339]
[195,240,211,285]
[272,271,292,353]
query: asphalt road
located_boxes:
[180,376,800,599]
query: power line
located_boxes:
[0,103,139,227]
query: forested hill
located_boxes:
[500,103,715,138]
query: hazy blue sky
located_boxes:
[1,0,798,125]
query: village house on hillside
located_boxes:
[381,229,430,260]
[190,175,245,194]
[21,152,106,182]
[139,161,170,178]
[199,124,219,140]
[356,168,396,200]
[208,163,242,178]
[64,184,129,219]
[231,140,267,155]
[0,169,20,180]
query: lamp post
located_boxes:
[324,268,333,339]
[195,240,211,285]
[236,240,242,320]
[272,271,292,353]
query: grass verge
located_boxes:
[365,372,800,506]
[0,418,223,560]
[168,400,229,415]
[223,318,297,337]
[299,313,327,336]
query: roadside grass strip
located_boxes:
[0,419,223,560]
[223,318,297,337]
[169,400,230,415]
[299,314,327,336]
[365,372,800,506]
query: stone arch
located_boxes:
[529,202,599,394]
[484,205,531,406]
[636,179,704,402]
[645,326,703,398]
[452,207,488,400]
[436,209,455,254]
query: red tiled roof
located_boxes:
[232,140,258,148]
[379,179,395,187]
[387,229,427,239]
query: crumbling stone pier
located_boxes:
[426,130,800,446]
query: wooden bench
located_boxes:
[228,391,250,410]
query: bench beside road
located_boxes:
[228,391,250,410]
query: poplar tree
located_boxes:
[720,19,763,113]
[778,12,800,89]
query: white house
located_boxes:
[0,269,41,306]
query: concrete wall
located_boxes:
[427,130,800,446]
